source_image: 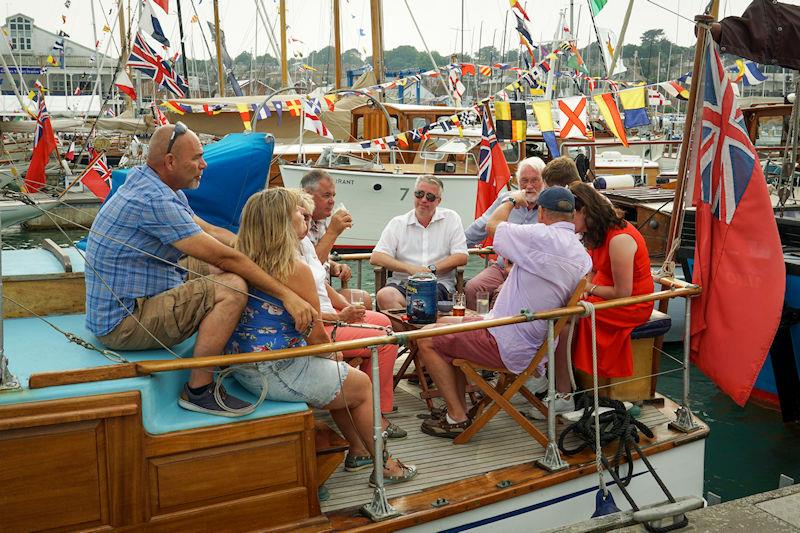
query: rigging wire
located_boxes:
[642,0,697,25]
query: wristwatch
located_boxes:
[428,264,437,274]
[504,196,517,207]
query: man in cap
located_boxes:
[415,186,591,438]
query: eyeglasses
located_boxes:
[166,121,188,154]
[414,190,439,202]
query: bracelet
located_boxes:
[588,284,598,295]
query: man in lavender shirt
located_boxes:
[416,187,591,439]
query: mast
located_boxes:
[280,0,288,86]
[333,0,342,89]
[608,0,634,76]
[370,0,385,84]
[213,0,225,96]
[175,0,190,96]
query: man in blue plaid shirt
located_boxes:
[86,123,315,416]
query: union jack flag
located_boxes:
[128,32,187,98]
[695,38,756,224]
[478,108,496,183]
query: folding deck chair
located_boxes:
[451,280,587,446]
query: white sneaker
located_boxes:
[526,395,575,420]
[524,373,548,395]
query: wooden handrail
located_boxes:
[332,247,494,263]
[27,278,700,388]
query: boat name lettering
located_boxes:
[335,178,354,185]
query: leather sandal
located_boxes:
[420,416,471,439]
[369,459,418,487]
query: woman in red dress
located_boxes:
[570,183,654,379]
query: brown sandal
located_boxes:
[420,416,471,439]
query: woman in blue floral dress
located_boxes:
[226,188,416,485]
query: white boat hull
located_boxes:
[280,164,479,249]
[402,439,705,532]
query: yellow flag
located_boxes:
[27,90,35,100]
[102,24,110,32]
[236,103,252,131]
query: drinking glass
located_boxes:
[350,291,366,310]
[476,291,490,315]
[452,292,466,317]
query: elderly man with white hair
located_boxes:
[464,156,545,310]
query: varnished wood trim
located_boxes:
[0,392,141,431]
[28,364,139,389]
[144,409,312,457]
[42,237,73,272]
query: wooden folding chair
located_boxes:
[452,280,587,446]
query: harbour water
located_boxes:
[6,228,798,504]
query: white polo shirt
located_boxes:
[373,207,468,292]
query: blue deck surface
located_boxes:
[2,248,86,276]
[0,314,308,434]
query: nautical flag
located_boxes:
[396,132,409,149]
[648,88,667,107]
[235,103,252,131]
[204,103,224,115]
[273,100,283,125]
[688,37,784,407]
[373,137,388,150]
[303,98,333,139]
[509,0,530,21]
[448,65,466,100]
[152,104,169,125]
[360,140,371,150]
[65,141,75,161]
[513,13,533,46]
[589,0,607,15]
[558,96,588,139]
[128,32,187,97]
[140,0,170,47]
[161,100,190,114]
[152,0,169,14]
[476,107,511,221]
[596,28,626,76]
[734,59,767,86]
[479,65,492,76]
[25,91,57,193]
[593,93,628,147]
[251,103,269,119]
[409,127,429,143]
[532,101,560,157]
[79,151,112,201]
[660,80,689,101]
[284,99,302,117]
[494,101,526,142]
[619,87,650,128]
[47,55,59,67]
[115,70,137,100]
[450,114,463,136]
[461,63,476,76]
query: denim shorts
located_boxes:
[232,356,351,408]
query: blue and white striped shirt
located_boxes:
[85,165,202,336]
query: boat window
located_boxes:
[431,137,476,154]
[355,116,364,139]
[411,117,429,130]
[500,141,520,163]
[755,115,786,147]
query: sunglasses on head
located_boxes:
[166,121,188,154]
[414,190,439,202]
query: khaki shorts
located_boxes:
[98,257,216,350]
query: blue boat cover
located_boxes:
[109,133,273,233]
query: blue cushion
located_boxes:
[631,310,672,339]
[0,314,308,434]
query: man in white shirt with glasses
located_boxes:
[371,175,469,311]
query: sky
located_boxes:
[1,0,771,63]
